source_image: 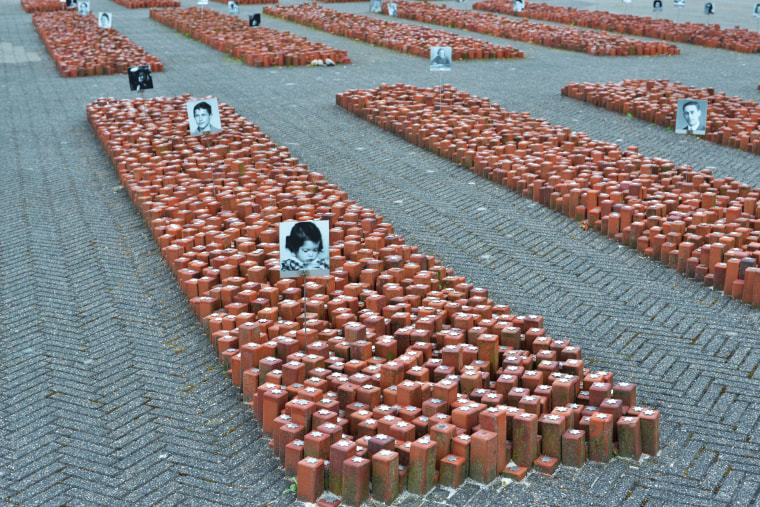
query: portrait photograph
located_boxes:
[279,220,331,278]
[388,2,398,17]
[513,0,525,12]
[186,98,223,136]
[65,0,76,8]
[77,0,89,14]
[249,13,261,27]
[228,0,238,15]
[98,12,112,29]
[673,0,685,7]
[653,0,663,11]
[128,65,153,91]
[197,0,208,5]
[370,0,382,13]
[755,3,760,17]
[704,1,714,14]
[675,99,707,135]
[430,46,452,71]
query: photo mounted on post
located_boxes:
[198,0,208,5]
[249,13,261,26]
[77,0,89,14]
[186,98,223,136]
[279,220,331,278]
[704,1,714,14]
[128,65,153,91]
[754,3,760,17]
[513,0,525,12]
[430,46,452,71]
[653,0,663,11]
[65,0,76,9]
[675,99,707,135]
[387,2,398,17]
[370,0,382,13]
[673,0,685,7]
[98,12,112,29]
[228,0,238,15]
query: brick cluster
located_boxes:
[20,0,64,13]
[210,0,277,5]
[114,0,180,9]
[562,79,760,155]
[263,3,524,61]
[337,83,760,308]
[87,94,661,505]
[150,7,350,67]
[32,11,163,77]
[474,0,760,53]
[383,0,679,56]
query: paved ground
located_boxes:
[2,0,760,504]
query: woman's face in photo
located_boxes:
[296,240,320,264]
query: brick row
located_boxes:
[114,0,180,9]
[382,0,679,56]
[336,83,760,309]
[20,0,64,13]
[32,11,163,77]
[210,0,276,4]
[474,0,760,54]
[562,79,760,155]
[263,3,524,61]
[150,7,350,67]
[86,94,659,505]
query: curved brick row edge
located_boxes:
[20,0,64,13]
[263,4,524,61]
[562,79,760,155]
[383,0,679,57]
[150,7,350,67]
[86,94,659,505]
[211,0,277,5]
[336,83,760,308]
[473,0,760,54]
[114,0,181,9]
[32,11,163,77]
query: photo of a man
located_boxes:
[653,0,662,11]
[513,0,525,12]
[704,1,714,14]
[98,12,112,29]
[228,0,238,15]
[249,13,261,27]
[675,99,707,135]
[128,65,153,91]
[430,46,452,71]
[388,2,398,16]
[77,0,89,14]
[187,98,223,136]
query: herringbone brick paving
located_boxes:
[1,0,760,504]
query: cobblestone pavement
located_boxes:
[2,0,760,504]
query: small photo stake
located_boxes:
[228,0,238,14]
[653,0,662,11]
[370,0,382,13]
[513,0,525,12]
[249,13,261,26]
[98,12,112,29]
[704,1,714,14]
[186,98,223,136]
[77,0,89,14]
[675,99,707,135]
[128,65,153,91]
[388,2,398,16]
[754,3,760,17]
[279,220,331,278]
[430,46,452,71]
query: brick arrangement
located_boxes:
[20,0,64,13]
[86,94,660,505]
[150,7,350,67]
[114,0,181,9]
[263,4,523,61]
[210,0,277,5]
[337,83,760,308]
[562,79,760,155]
[32,11,163,77]
[382,0,679,56]
[473,0,760,53]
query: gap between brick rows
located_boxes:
[336,83,760,310]
[86,94,660,505]
[380,0,679,56]
[150,6,350,67]
[473,0,760,53]
[32,11,163,77]
[263,3,524,60]
[562,79,760,156]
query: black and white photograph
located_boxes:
[128,65,153,91]
[197,0,208,5]
[754,3,760,16]
[704,1,714,14]
[65,0,76,8]
[653,0,663,11]
[675,99,707,135]
[370,0,382,13]
[388,2,398,17]
[430,46,452,71]
[249,13,261,27]
[98,12,112,29]
[513,0,525,12]
[228,0,238,15]
[186,98,223,136]
[77,0,89,14]
[279,220,330,278]
[673,0,685,7]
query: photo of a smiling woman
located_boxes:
[279,220,330,277]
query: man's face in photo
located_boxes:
[683,104,701,128]
[195,107,211,131]
[437,49,445,58]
